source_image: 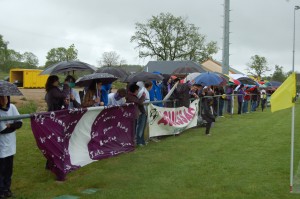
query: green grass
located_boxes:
[12,102,300,199]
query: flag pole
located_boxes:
[290,5,299,192]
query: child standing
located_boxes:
[0,96,22,198]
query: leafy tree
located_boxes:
[130,12,218,63]
[271,65,286,82]
[45,44,78,67]
[98,51,127,67]
[247,55,271,80]
[0,35,9,66]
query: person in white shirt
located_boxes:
[136,81,153,146]
[0,96,22,198]
[107,88,127,106]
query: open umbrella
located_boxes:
[123,71,163,83]
[40,61,97,75]
[172,66,203,74]
[95,67,129,78]
[237,77,259,86]
[194,72,223,86]
[0,80,23,96]
[75,73,118,87]
[183,72,201,83]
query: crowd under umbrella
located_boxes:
[40,61,97,75]
[123,71,164,83]
[0,80,23,96]
[95,67,129,80]
[194,72,223,86]
[75,73,118,87]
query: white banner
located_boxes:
[148,99,199,137]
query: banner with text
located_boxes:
[148,99,199,137]
[30,104,136,180]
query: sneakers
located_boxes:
[205,133,211,136]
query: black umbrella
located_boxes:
[237,77,259,86]
[75,73,118,87]
[40,61,97,75]
[95,67,129,78]
[172,66,203,74]
[123,71,164,83]
[0,81,23,96]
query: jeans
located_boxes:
[219,100,224,116]
[242,101,249,113]
[227,100,232,114]
[251,101,257,111]
[136,113,147,145]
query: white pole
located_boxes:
[290,5,299,193]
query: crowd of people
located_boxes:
[0,73,273,196]
[43,74,270,141]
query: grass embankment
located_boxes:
[11,102,300,199]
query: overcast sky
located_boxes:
[0,0,300,75]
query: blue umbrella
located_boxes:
[194,72,223,86]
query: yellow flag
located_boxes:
[271,73,296,112]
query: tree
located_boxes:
[45,44,78,67]
[0,35,9,66]
[271,65,286,82]
[130,12,218,63]
[98,51,126,67]
[247,55,271,79]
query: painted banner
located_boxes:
[148,99,199,137]
[30,104,136,180]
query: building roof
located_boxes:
[201,59,245,74]
[143,60,206,74]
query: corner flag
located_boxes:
[270,73,296,112]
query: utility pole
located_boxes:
[222,0,230,75]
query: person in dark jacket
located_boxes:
[200,88,215,136]
[44,75,67,181]
[45,75,67,111]
[126,83,146,145]
[0,96,22,198]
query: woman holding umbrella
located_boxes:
[82,80,105,107]
[0,81,23,198]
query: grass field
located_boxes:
[10,102,300,199]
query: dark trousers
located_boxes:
[205,122,212,135]
[238,102,242,114]
[0,155,14,194]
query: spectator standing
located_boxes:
[82,80,104,107]
[0,96,22,198]
[226,85,234,114]
[45,75,67,111]
[107,88,127,106]
[237,84,245,114]
[126,83,146,146]
[63,75,81,109]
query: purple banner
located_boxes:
[30,104,136,180]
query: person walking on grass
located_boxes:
[200,87,215,136]
[0,96,23,199]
